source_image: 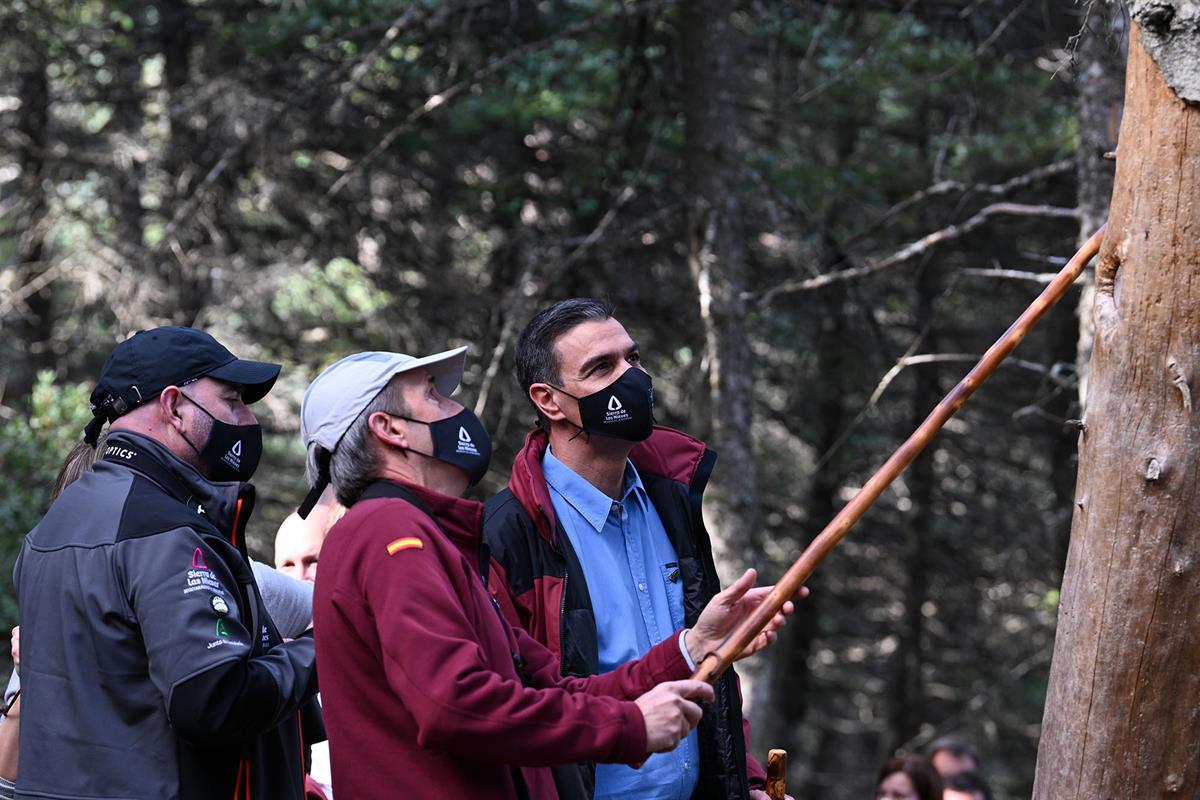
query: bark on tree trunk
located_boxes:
[1033,20,1200,798]
[1074,1,1127,408]
[7,41,52,405]
[680,0,768,719]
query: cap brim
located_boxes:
[403,346,467,398]
[207,358,282,404]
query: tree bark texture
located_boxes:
[7,41,52,404]
[1033,21,1200,798]
[681,3,762,581]
[1075,1,1127,408]
[680,0,768,721]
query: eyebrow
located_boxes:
[577,341,639,377]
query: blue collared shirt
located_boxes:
[543,447,699,800]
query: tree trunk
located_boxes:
[6,40,52,404]
[1074,1,1127,408]
[1033,20,1200,798]
[680,0,767,716]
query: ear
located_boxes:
[529,383,568,423]
[367,411,408,450]
[158,386,187,433]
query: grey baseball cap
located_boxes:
[297,346,467,515]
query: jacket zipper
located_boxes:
[558,566,568,663]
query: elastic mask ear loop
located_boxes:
[547,384,590,444]
[391,414,436,460]
[176,393,210,461]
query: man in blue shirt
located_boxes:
[486,298,793,800]
[542,446,700,799]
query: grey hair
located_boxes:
[306,377,408,507]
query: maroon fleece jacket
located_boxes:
[313,479,695,800]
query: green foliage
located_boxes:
[0,373,92,630]
[0,1,1104,795]
[272,257,389,325]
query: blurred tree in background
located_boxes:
[0,1,1129,797]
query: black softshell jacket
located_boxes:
[13,431,319,800]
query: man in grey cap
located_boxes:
[302,347,795,800]
[14,326,320,800]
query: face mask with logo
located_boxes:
[180,395,264,483]
[397,407,493,486]
[552,367,655,442]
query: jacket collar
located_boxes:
[506,425,710,546]
[99,430,254,547]
[358,479,484,551]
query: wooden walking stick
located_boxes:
[766,749,787,800]
[692,225,1107,685]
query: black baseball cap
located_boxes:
[84,326,280,445]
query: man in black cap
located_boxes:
[13,327,320,800]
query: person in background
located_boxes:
[275,485,344,584]
[942,772,992,800]
[274,485,344,800]
[301,348,797,800]
[927,737,980,778]
[13,326,319,800]
[484,298,783,800]
[0,628,18,800]
[875,754,943,800]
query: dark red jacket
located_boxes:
[313,478,693,800]
[483,426,768,800]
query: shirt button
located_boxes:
[638,582,646,592]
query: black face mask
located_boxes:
[180,396,264,483]
[553,367,655,442]
[398,407,493,486]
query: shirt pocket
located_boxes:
[660,562,686,630]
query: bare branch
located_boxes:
[959,267,1062,283]
[845,158,1074,248]
[757,203,1078,303]
[936,0,1033,81]
[0,261,66,320]
[812,351,1076,471]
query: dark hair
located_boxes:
[876,754,943,800]
[928,736,979,762]
[943,771,992,800]
[514,298,613,428]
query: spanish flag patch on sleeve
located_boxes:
[386,537,424,555]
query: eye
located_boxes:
[627,352,641,365]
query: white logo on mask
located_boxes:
[608,396,623,412]
[457,426,479,455]
[223,440,242,469]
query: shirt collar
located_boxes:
[542,446,645,533]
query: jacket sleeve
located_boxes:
[251,559,313,639]
[117,526,318,744]
[354,508,648,768]
[167,633,318,744]
[514,626,692,700]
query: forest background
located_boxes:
[0,1,1130,797]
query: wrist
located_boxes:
[683,628,710,665]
